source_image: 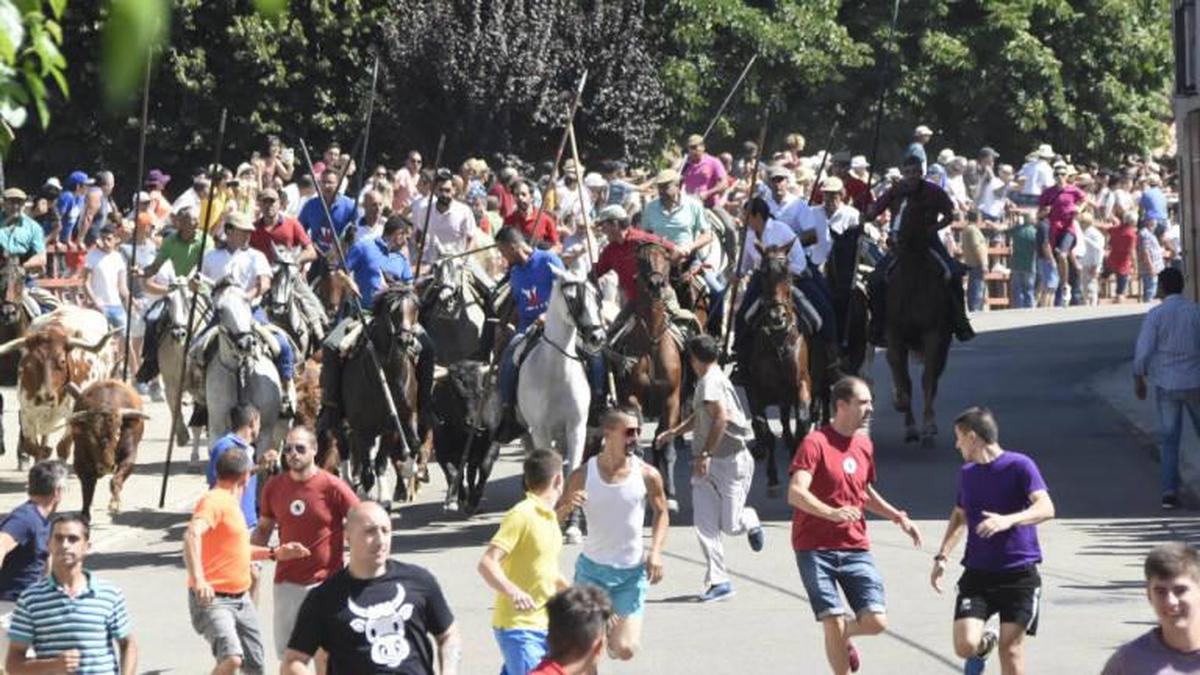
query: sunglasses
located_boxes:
[258,197,277,204]
[624,426,641,439]
[687,145,702,150]
[282,443,309,455]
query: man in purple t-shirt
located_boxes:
[930,407,1056,675]
[681,134,728,209]
[1102,543,1200,674]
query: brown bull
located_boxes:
[67,380,149,522]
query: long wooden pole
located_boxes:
[528,70,588,249]
[720,111,770,363]
[354,53,381,201]
[700,54,758,143]
[159,108,227,508]
[122,47,153,382]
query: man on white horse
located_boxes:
[496,226,605,441]
[194,211,298,414]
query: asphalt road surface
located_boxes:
[0,303,1181,674]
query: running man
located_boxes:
[789,376,922,674]
[930,407,1055,675]
[558,407,669,663]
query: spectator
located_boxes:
[1008,214,1037,309]
[961,211,988,313]
[206,403,262,530]
[1102,543,1200,673]
[1140,173,1170,233]
[5,514,138,674]
[282,502,461,674]
[184,448,309,675]
[1015,145,1055,208]
[976,163,1013,224]
[56,170,89,244]
[1105,213,1138,303]
[82,224,129,334]
[903,125,932,175]
[1138,218,1166,303]
[528,585,615,675]
[0,461,66,659]
[393,150,423,214]
[1134,268,1200,510]
[1078,213,1106,306]
[681,134,728,209]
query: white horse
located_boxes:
[204,282,285,452]
[514,268,605,541]
[156,278,211,460]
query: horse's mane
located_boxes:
[372,283,417,314]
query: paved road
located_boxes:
[0,303,1185,673]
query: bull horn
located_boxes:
[0,336,25,355]
[67,330,116,353]
[65,382,82,399]
[69,410,94,422]
[118,408,150,420]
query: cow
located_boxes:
[430,361,499,515]
[0,306,116,467]
[347,583,414,669]
[67,380,149,522]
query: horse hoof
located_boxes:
[767,485,780,499]
[667,498,680,514]
[444,501,459,513]
[564,526,583,544]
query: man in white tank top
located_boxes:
[557,407,669,664]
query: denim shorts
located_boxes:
[795,550,886,621]
[1036,258,1059,290]
[102,304,127,330]
[574,554,648,618]
[493,627,548,675]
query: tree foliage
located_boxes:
[0,0,68,152]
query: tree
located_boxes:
[0,0,68,154]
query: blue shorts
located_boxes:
[1036,258,1059,290]
[101,305,127,331]
[493,627,547,675]
[574,554,648,618]
[795,550,886,621]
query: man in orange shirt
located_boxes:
[184,448,309,675]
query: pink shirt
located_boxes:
[1038,184,1086,239]
[392,168,418,213]
[682,153,727,208]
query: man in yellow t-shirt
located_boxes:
[183,448,309,674]
[477,449,569,675]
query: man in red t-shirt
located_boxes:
[252,425,359,663]
[250,188,317,265]
[528,585,613,675]
[789,376,922,674]
[504,179,561,249]
[593,205,688,344]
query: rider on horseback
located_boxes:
[134,205,204,383]
[863,154,975,345]
[248,188,327,346]
[730,196,839,384]
[0,188,58,314]
[496,226,605,440]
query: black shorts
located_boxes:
[954,566,1042,636]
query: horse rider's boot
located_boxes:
[950,278,976,342]
[822,341,845,380]
[866,270,887,347]
[316,347,344,431]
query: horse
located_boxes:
[156,278,211,460]
[265,245,324,360]
[514,268,605,542]
[204,281,286,453]
[885,229,953,447]
[0,256,34,385]
[744,244,814,496]
[825,224,876,380]
[420,253,493,366]
[614,243,686,508]
[322,286,426,501]
[431,361,499,515]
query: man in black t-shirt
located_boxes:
[282,501,461,674]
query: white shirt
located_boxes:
[977,177,1010,219]
[412,199,476,264]
[1018,160,1053,196]
[84,249,126,307]
[556,181,594,224]
[778,201,835,267]
[946,174,970,209]
[201,246,272,293]
[1080,227,1105,268]
[739,218,808,277]
[281,184,302,217]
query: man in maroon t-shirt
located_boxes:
[252,425,359,663]
[250,188,317,265]
[788,376,922,674]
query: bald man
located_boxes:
[282,502,461,674]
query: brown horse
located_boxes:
[0,257,31,385]
[614,243,686,506]
[745,244,814,496]
[885,230,953,447]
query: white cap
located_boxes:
[136,191,152,203]
[914,125,933,137]
[850,155,869,171]
[583,172,607,189]
[43,177,62,191]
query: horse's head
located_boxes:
[758,242,793,285]
[549,267,605,353]
[372,284,421,357]
[429,257,465,314]
[214,281,257,354]
[267,252,299,317]
[0,256,25,326]
[635,243,671,300]
[162,280,194,342]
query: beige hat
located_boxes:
[820,176,845,193]
[235,162,256,177]
[685,134,704,148]
[850,155,870,171]
[914,125,933,137]
[1147,173,1162,186]
[767,164,791,180]
[2,187,25,201]
[937,148,955,165]
[652,168,682,185]
[1074,173,1094,187]
[1036,143,1055,159]
[596,204,629,224]
[583,172,607,189]
[562,158,582,175]
[795,165,816,184]
[225,211,254,232]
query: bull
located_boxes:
[347,583,414,669]
[0,307,116,466]
[67,380,149,522]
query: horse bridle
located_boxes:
[542,279,602,359]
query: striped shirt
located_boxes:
[8,572,131,674]
[1134,294,1200,391]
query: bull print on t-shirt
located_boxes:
[842,456,858,475]
[347,582,415,668]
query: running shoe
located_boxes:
[698,582,735,603]
[847,641,861,672]
[1163,494,1181,510]
[747,526,764,552]
[964,628,998,675]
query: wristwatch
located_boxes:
[268,546,277,561]
[933,553,947,563]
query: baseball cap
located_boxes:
[67,171,91,189]
[914,125,933,137]
[596,204,629,224]
[225,212,254,232]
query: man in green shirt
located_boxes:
[134,205,205,383]
[1008,214,1037,309]
[0,187,58,315]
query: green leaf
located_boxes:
[43,18,59,44]
[101,0,168,106]
[252,0,286,17]
[0,1,23,65]
[46,0,65,20]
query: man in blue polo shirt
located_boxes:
[55,171,89,244]
[5,513,137,674]
[206,403,262,530]
[299,168,359,286]
[0,461,66,661]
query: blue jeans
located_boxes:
[1036,258,1058,298]
[795,549,886,621]
[251,306,295,382]
[1156,388,1200,497]
[1010,270,1035,308]
[101,304,127,331]
[1142,274,1159,303]
[499,329,604,407]
[493,628,547,675]
[966,267,985,312]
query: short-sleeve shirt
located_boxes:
[8,572,131,674]
[682,154,727,208]
[1139,228,1166,276]
[1140,187,1169,222]
[1107,225,1138,276]
[201,247,272,293]
[190,487,252,594]
[154,233,203,278]
[345,237,413,310]
[288,560,455,674]
[504,209,559,246]
[84,249,126,307]
[56,192,83,242]
[790,426,876,551]
[206,433,257,528]
[1009,224,1038,274]
[957,451,1048,572]
[0,501,49,601]
[413,200,476,263]
[510,250,564,331]
[490,494,563,630]
[594,229,671,304]
[1038,184,1086,236]
[640,196,709,248]
[0,215,47,260]
[529,660,567,675]
[739,218,806,277]
[1101,628,1200,674]
[260,470,359,585]
[692,366,752,458]
[300,194,358,253]
[250,215,312,264]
